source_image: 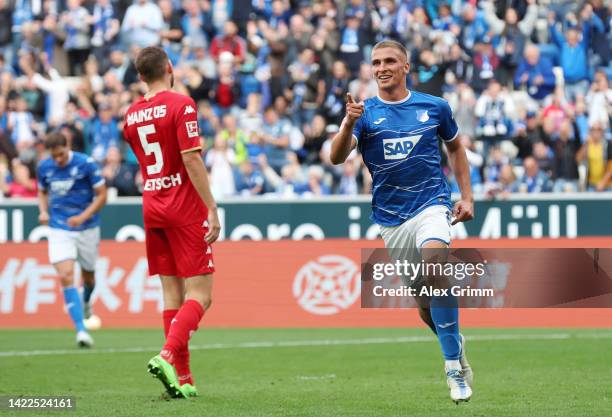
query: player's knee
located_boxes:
[58,270,74,287]
[201,296,212,310]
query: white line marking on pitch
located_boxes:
[297,374,336,381]
[0,332,611,358]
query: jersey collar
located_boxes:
[376,90,411,105]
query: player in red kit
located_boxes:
[123,46,220,399]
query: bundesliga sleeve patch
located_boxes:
[186,121,199,138]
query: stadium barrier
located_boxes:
[1,239,611,328]
[1,194,612,243]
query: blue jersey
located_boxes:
[37,152,105,231]
[353,91,458,226]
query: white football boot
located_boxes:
[76,331,94,348]
[446,367,472,404]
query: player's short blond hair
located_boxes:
[372,40,409,62]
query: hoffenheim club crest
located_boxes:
[416,110,429,123]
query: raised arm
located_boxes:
[330,93,361,165]
[518,0,539,36]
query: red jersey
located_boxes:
[124,90,207,228]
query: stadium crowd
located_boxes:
[0,0,611,200]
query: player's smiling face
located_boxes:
[371,47,410,91]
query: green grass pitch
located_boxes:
[1,328,611,417]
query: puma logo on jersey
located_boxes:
[382,135,422,160]
[373,117,386,125]
[184,105,195,115]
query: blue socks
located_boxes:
[63,287,86,332]
[430,295,461,360]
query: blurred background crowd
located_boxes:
[0,0,611,200]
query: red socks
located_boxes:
[161,300,204,385]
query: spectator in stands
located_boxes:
[205,134,236,198]
[475,80,516,146]
[514,44,556,101]
[261,106,291,174]
[120,0,163,48]
[218,113,248,165]
[585,70,612,129]
[211,52,240,114]
[513,156,552,192]
[485,163,516,199]
[458,3,489,52]
[512,110,544,160]
[236,159,264,196]
[576,121,612,191]
[304,164,330,196]
[338,12,366,77]
[7,96,36,154]
[158,0,184,63]
[471,39,501,94]
[285,47,324,127]
[348,62,377,102]
[90,102,119,164]
[102,147,140,196]
[91,0,120,70]
[301,114,327,165]
[210,21,246,64]
[322,60,350,125]
[532,140,554,178]
[548,5,605,101]
[546,120,581,192]
[60,0,92,76]
[414,48,452,97]
[0,0,11,65]
[0,157,37,198]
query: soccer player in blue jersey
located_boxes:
[37,132,107,348]
[330,40,474,403]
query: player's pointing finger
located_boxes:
[346,93,354,103]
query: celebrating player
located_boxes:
[37,132,107,348]
[123,46,220,399]
[330,40,474,403]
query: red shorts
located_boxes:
[145,222,215,278]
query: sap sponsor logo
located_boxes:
[50,179,75,195]
[126,105,167,126]
[143,173,182,191]
[382,135,422,160]
[293,255,360,315]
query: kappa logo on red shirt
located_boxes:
[186,121,199,138]
[184,105,196,115]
